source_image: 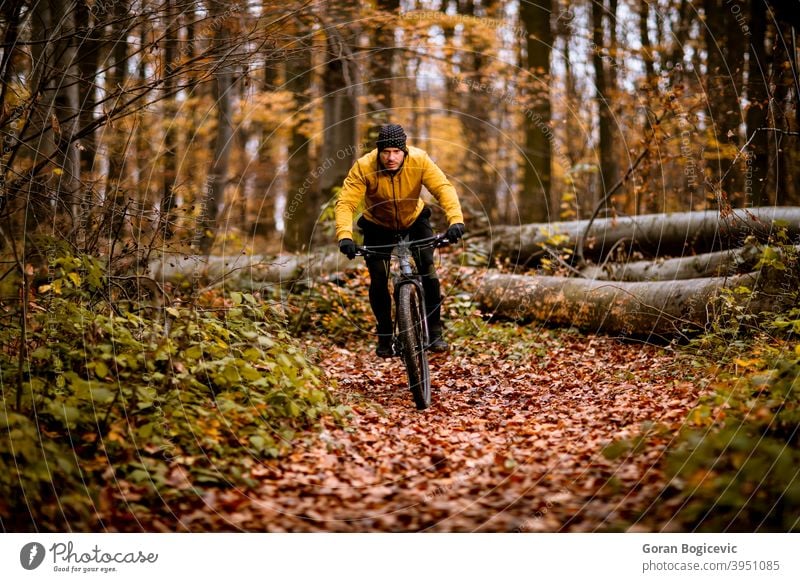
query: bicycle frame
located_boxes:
[354,232,450,409]
[355,233,449,351]
[391,236,429,348]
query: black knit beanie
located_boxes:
[376,124,408,153]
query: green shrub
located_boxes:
[652,358,800,531]
[286,269,376,342]
[0,254,345,530]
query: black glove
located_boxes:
[446,223,465,243]
[338,238,357,259]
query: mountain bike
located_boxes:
[355,234,450,410]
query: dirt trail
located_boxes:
[192,329,704,532]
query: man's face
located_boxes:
[379,147,405,171]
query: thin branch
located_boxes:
[712,125,800,211]
[576,107,672,264]
[593,237,633,275]
[110,275,173,305]
[757,127,800,137]
[542,246,586,278]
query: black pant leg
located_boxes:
[365,257,392,336]
[360,218,395,337]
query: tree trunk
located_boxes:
[745,0,768,207]
[639,0,656,93]
[319,3,358,236]
[24,0,81,235]
[457,0,497,223]
[704,0,745,203]
[369,0,399,123]
[106,0,130,203]
[592,0,617,207]
[666,0,690,75]
[475,270,783,338]
[197,5,234,255]
[74,0,100,178]
[555,10,579,219]
[489,206,800,265]
[769,22,799,205]
[149,246,345,290]
[0,0,24,114]
[160,0,179,240]
[283,32,313,252]
[518,0,552,223]
[579,244,799,282]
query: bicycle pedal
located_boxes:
[427,338,450,353]
[376,341,395,358]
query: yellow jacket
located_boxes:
[335,146,464,241]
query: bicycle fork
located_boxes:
[393,238,427,350]
[392,277,430,352]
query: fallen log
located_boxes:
[578,244,800,281]
[475,270,786,338]
[489,206,800,266]
[148,246,345,290]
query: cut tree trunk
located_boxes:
[579,244,800,281]
[475,270,786,338]
[488,206,800,266]
[518,0,553,223]
[149,246,346,290]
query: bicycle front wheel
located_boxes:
[397,283,431,410]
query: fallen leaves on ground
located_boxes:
[111,323,712,532]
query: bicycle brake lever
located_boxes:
[435,234,452,248]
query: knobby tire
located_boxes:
[397,283,431,410]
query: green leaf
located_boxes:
[91,386,115,404]
[31,346,51,359]
[94,361,109,379]
[136,388,158,409]
[240,364,262,382]
[85,257,104,289]
[184,345,203,359]
[129,469,151,483]
[249,435,265,451]
[249,434,276,455]
[62,405,81,426]
[602,439,629,460]
[223,365,240,384]
[277,353,292,369]
[258,336,275,348]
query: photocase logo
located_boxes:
[20,542,46,570]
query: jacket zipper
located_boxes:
[391,173,400,232]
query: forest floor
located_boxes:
[168,323,711,532]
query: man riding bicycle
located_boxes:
[335,124,466,358]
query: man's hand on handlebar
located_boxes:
[338,238,357,260]
[446,223,465,243]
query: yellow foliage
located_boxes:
[703,130,740,160]
[422,114,464,178]
[235,90,295,133]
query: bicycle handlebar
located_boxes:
[354,233,452,258]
